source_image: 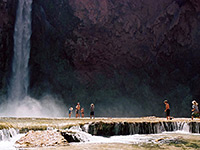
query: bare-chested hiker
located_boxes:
[164,100,170,120]
[75,102,80,118]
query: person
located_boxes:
[90,103,95,119]
[75,102,81,118]
[164,100,170,120]
[68,107,73,118]
[191,100,199,120]
[81,108,84,118]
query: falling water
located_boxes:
[9,0,32,101]
[0,128,18,141]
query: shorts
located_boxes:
[166,109,170,116]
[76,110,79,114]
[192,112,200,118]
[90,111,94,116]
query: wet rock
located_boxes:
[15,130,68,148]
[60,130,80,142]
[189,122,200,133]
[87,121,190,136]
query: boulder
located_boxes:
[15,130,68,148]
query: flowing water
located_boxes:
[0,122,199,150]
[1,129,200,150]
[9,0,32,101]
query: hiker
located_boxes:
[191,100,199,120]
[75,102,81,118]
[68,107,73,118]
[164,100,170,120]
[81,108,84,118]
[90,103,95,119]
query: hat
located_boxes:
[164,100,168,103]
[192,100,196,104]
[192,100,198,105]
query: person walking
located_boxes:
[90,103,95,119]
[68,107,73,118]
[191,100,199,120]
[164,100,170,120]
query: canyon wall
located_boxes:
[1,0,200,117]
[0,0,17,98]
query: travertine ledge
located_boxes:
[0,117,199,133]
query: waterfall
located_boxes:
[9,0,32,101]
[0,128,18,141]
[86,121,193,136]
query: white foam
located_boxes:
[68,124,200,146]
[0,134,24,150]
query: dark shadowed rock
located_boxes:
[61,130,80,142]
[0,0,17,98]
[1,0,200,117]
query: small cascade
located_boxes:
[82,124,89,133]
[189,122,200,133]
[0,128,18,141]
[86,121,192,136]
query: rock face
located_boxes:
[68,0,200,80]
[189,122,200,133]
[0,0,17,98]
[1,0,200,117]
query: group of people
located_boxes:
[69,100,199,120]
[68,102,95,119]
[164,99,200,120]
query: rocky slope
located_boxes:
[1,0,200,117]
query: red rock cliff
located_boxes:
[67,0,200,82]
